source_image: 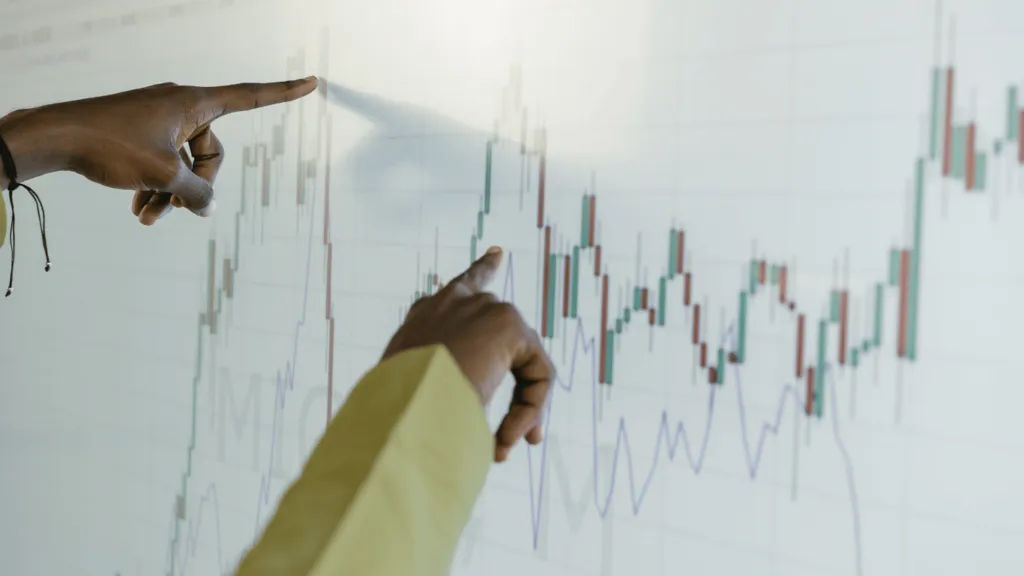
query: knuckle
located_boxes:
[491,301,521,323]
[180,89,202,123]
[446,278,474,298]
[453,272,475,290]
[242,83,262,108]
[197,87,226,117]
[210,134,225,155]
[469,292,498,306]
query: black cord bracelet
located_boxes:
[0,132,52,297]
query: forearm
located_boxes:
[0,108,74,189]
[235,345,492,576]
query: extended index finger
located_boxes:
[446,246,503,295]
[204,76,319,116]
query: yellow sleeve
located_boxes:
[233,345,493,576]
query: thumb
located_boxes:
[163,156,216,217]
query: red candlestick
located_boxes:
[779,266,787,304]
[897,249,911,358]
[692,304,701,345]
[942,67,955,176]
[676,231,684,274]
[562,255,571,318]
[1019,111,1024,164]
[541,226,551,338]
[588,195,596,247]
[805,367,815,415]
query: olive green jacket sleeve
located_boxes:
[233,345,492,576]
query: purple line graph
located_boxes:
[166,182,320,576]
[173,484,224,576]
[252,175,319,536]
[509,254,865,574]
[167,213,863,575]
[524,325,865,572]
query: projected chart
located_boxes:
[1,0,1023,575]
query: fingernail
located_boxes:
[486,246,502,255]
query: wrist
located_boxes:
[0,109,73,188]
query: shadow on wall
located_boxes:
[324,80,598,231]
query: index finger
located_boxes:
[203,76,319,116]
[446,246,504,295]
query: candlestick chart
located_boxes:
[2,1,1023,575]
[363,6,1024,571]
[170,7,1023,576]
[329,5,1022,573]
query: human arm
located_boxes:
[0,78,318,294]
[0,77,317,220]
[0,110,77,253]
[0,109,75,192]
[235,247,554,575]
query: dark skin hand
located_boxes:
[382,246,556,463]
[0,76,319,225]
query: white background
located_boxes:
[0,0,1022,574]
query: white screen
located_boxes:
[1,0,1022,574]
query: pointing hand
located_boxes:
[0,76,319,225]
[382,247,556,462]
